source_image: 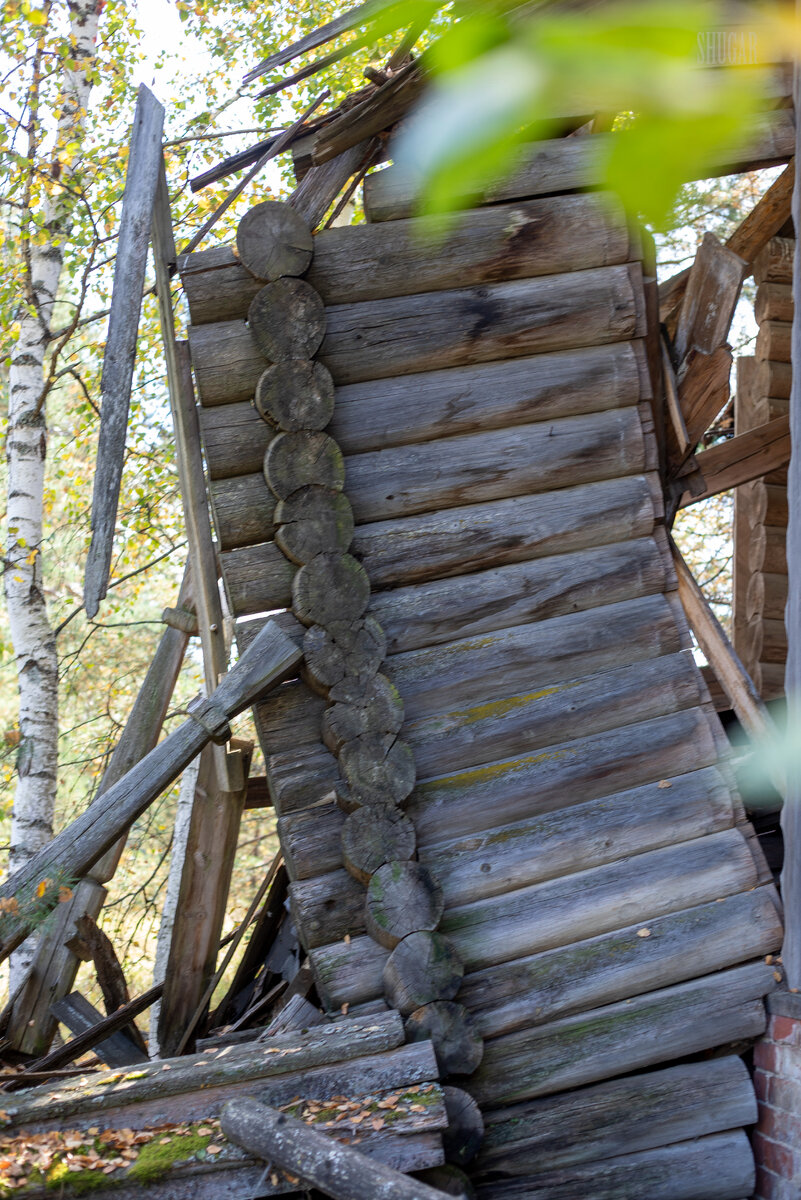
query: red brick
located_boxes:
[755,1163,778,1199]
[753,1131,796,1178]
[755,1067,772,1103]
[769,1014,801,1047]
[755,1041,780,1072]
[768,1106,801,1148]
[771,1073,801,1114]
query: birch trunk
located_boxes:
[5,0,102,988]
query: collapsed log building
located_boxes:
[2,10,801,1200]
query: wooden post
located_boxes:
[782,41,801,988]
[84,85,165,618]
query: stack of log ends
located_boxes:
[405,1001,484,1077]
[365,861,445,950]
[303,615,387,695]
[415,1164,476,1199]
[255,358,335,431]
[275,485,354,564]
[342,806,417,885]
[339,733,416,807]
[323,673,405,752]
[264,430,345,499]
[441,1087,485,1167]
[383,930,465,1015]
[248,279,326,362]
[292,553,371,627]
[236,200,314,282]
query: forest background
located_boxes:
[0,0,780,1008]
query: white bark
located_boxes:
[5,0,102,988]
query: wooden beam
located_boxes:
[679,414,790,506]
[83,86,164,618]
[673,233,747,363]
[49,992,147,1069]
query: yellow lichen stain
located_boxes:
[419,746,578,793]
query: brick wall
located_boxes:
[753,992,801,1199]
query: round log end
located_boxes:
[339,734,416,806]
[248,279,326,363]
[341,806,417,885]
[264,431,345,501]
[303,616,387,695]
[442,1087,485,1167]
[323,673,404,752]
[255,359,335,432]
[365,860,444,950]
[383,930,464,1015]
[414,1165,476,1200]
[275,485,354,564]
[236,200,314,281]
[292,553,371,628]
[405,1001,484,1077]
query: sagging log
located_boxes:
[220,472,662,615]
[181,193,633,322]
[460,888,781,1040]
[0,621,301,961]
[746,569,788,622]
[475,1055,756,1175]
[756,280,794,323]
[219,1095,447,1200]
[468,960,774,1107]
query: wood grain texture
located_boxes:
[235,200,313,281]
[209,472,275,550]
[749,524,788,574]
[754,235,794,284]
[365,861,444,950]
[275,486,354,564]
[673,232,746,361]
[248,278,327,362]
[264,431,345,500]
[255,359,335,431]
[756,318,792,362]
[756,281,794,323]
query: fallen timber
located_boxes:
[180,145,780,1196]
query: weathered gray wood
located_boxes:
[290,139,375,231]
[754,235,795,284]
[275,485,354,564]
[292,553,371,627]
[256,359,335,431]
[267,743,340,816]
[383,932,464,1016]
[304,616,386,694]
[282,800,346,880]
[84,86,165,618]
[344,406,647,522]
[200,401,271,477]
[253,679,326,755]
[0,622,300,960]
[221,472,661,614]
[50,992,148,1068]
[441,1087,484,1167]
[323,674,404,752]
[474,1131,755,1200]
[365,862,444,950]
[673,232,747,362]
[469,961,774,1107]
[422,765,735,905]
[461,888,781,1041]
[756,280,794,323]
[476,1056,755,1175]
[387,592,689,723]
[405,1002,483,1077]
[342,807,416,885]
[404,651,701,780]
[219,1095,446,1199]
[265,431,345,500]
[371,535,669,655]
[249,279,326,362]
[415,1165,475,1200]
[364,111,795,221]
[339,735,416,808]
[319,265,646,385]
[64,915,148,1054]
[210,471,275,550]
[189,319,265,406]
[236,200,313,280]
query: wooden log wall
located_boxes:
[733,236,792,701]
[181,158,782,1198]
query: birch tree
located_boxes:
[4,0,102,985]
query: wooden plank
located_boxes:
[473,1131,755,1200]
[181,193,633,322]
[84,87,165,618]
[50,992,147,1069]
[364,111,795,222]
[290,138,376,232]
[673,232,747,362]
[462,888,781,1041]
[208,865,288,1029]
[0,622,300,961]
[677,344,732,449]
[244,0,401,79]
[468,961,774,1107]
[475,1056,756,1175]
[679,414,791,506]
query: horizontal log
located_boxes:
[748,394,789,428]
[680,415,790,507]
[188,319,265,407]
[473,1130,755,1200]
[753,235,794,284]
[180,193,634,323]
[744,616,787,665]
[319,265,646,385]
[210,472,275,550]
[746,569,788,622]
[372,534,670,655]
[198,342,646,477]
[406,706,723,847]
[221,473,662,615]
[754,357,792,398]
[387,592,690,723]
[253,679,326,755]
[476,1055,755,1176]
[754,660,785,699]
[755,280,793,324]
[266,743,339,816]
[406,650,702,780]
[364,110,795,222]
[345,406,647,523]
[468,960,774,1106]
[755,318,792,362]
[461,887,781,1040]
[749,481,788,527]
